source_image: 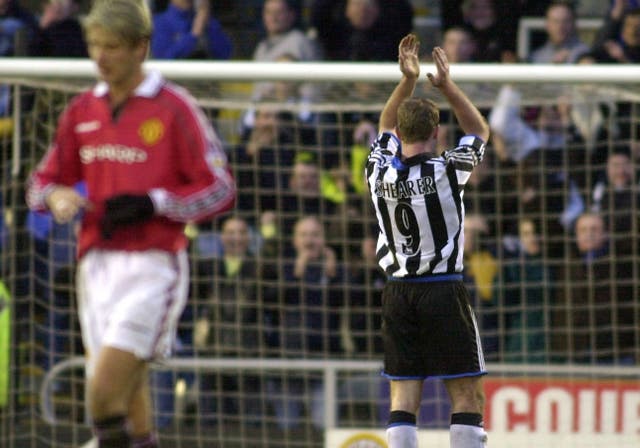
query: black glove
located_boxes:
[101,194,155,240]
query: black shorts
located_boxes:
[381,279,486,379]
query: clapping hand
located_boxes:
[427,47,451,88]
[398,33,420,80]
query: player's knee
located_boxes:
[390,380,423,414]
[448,379,485,414]
[88,377,127,417]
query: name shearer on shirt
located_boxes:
[80,144,148,164]
[375,176,436,199]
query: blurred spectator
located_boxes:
[529,1,590,64]
[241,53,320,142]
[442,0,551,35]
[266,214,347,430]
[515,1,555,52]
[193,216,263,355]
[243,0,323,136]
[319,85,380,182]
[280,214,345,355]
[28,0,86,57]
[346,236,384,356]
[441,26,478,62]
[552,211,636,364]
[489,85,586,251]
[231,107,298,221]
[501,217,554,363]
[590,148,640,257]
[193,216,266,426]
[463,213,500,360]
[348,118,378,194]
[0,0,36,56]
[309,0,413,61]
[460,0,517,62]
[260,151,349,258]
[518,133,586,259]
[441,0,521,62]
[151,0,232,59]
[254,0,320,62]
[0,0,37,118]
[562,53,620,172]
[590,5,640,149]
[463,151,518,239]
[591,4,640,63]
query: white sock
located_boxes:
[450,423,488,448]
[386,424,418,448]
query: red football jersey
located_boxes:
[27,71,236,257]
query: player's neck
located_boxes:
[402,141,436,159]
[108,71,145,109]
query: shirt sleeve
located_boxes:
[366,132,399,172]
[26,102,82,211]
[369,132,400,156]
[442,134,486,186]
[149,91,236,222]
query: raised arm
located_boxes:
[378,34,420,133]
[427,47,490,142]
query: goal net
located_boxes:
[0,60,639,448]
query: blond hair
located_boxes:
[397,98,440,144]
[83,0,152,45]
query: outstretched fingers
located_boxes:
[398,33,420,78]
[398,33,419,55]
[432,47,449,73]
[427,46,450,87]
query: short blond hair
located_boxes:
[83,0,152,45]
[397,98,440,144]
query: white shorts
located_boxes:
[77,249,189,377]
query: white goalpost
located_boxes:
[0,60,639,448]
[2,58,640,82]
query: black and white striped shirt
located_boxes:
[366,132,485,278]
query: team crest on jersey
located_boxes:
[138,118,164,146]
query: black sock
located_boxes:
[388,410,417,426]
[93,414,130,448]
[450,412,484,427]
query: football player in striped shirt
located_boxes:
[366,34,491,447]
[26,0,236,446]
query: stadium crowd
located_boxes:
[3,0,640,438]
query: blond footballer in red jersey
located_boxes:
[25,0,235,446]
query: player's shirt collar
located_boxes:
[93,70,164,98]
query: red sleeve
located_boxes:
[149,89,236,222]
[26,99,83,211]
